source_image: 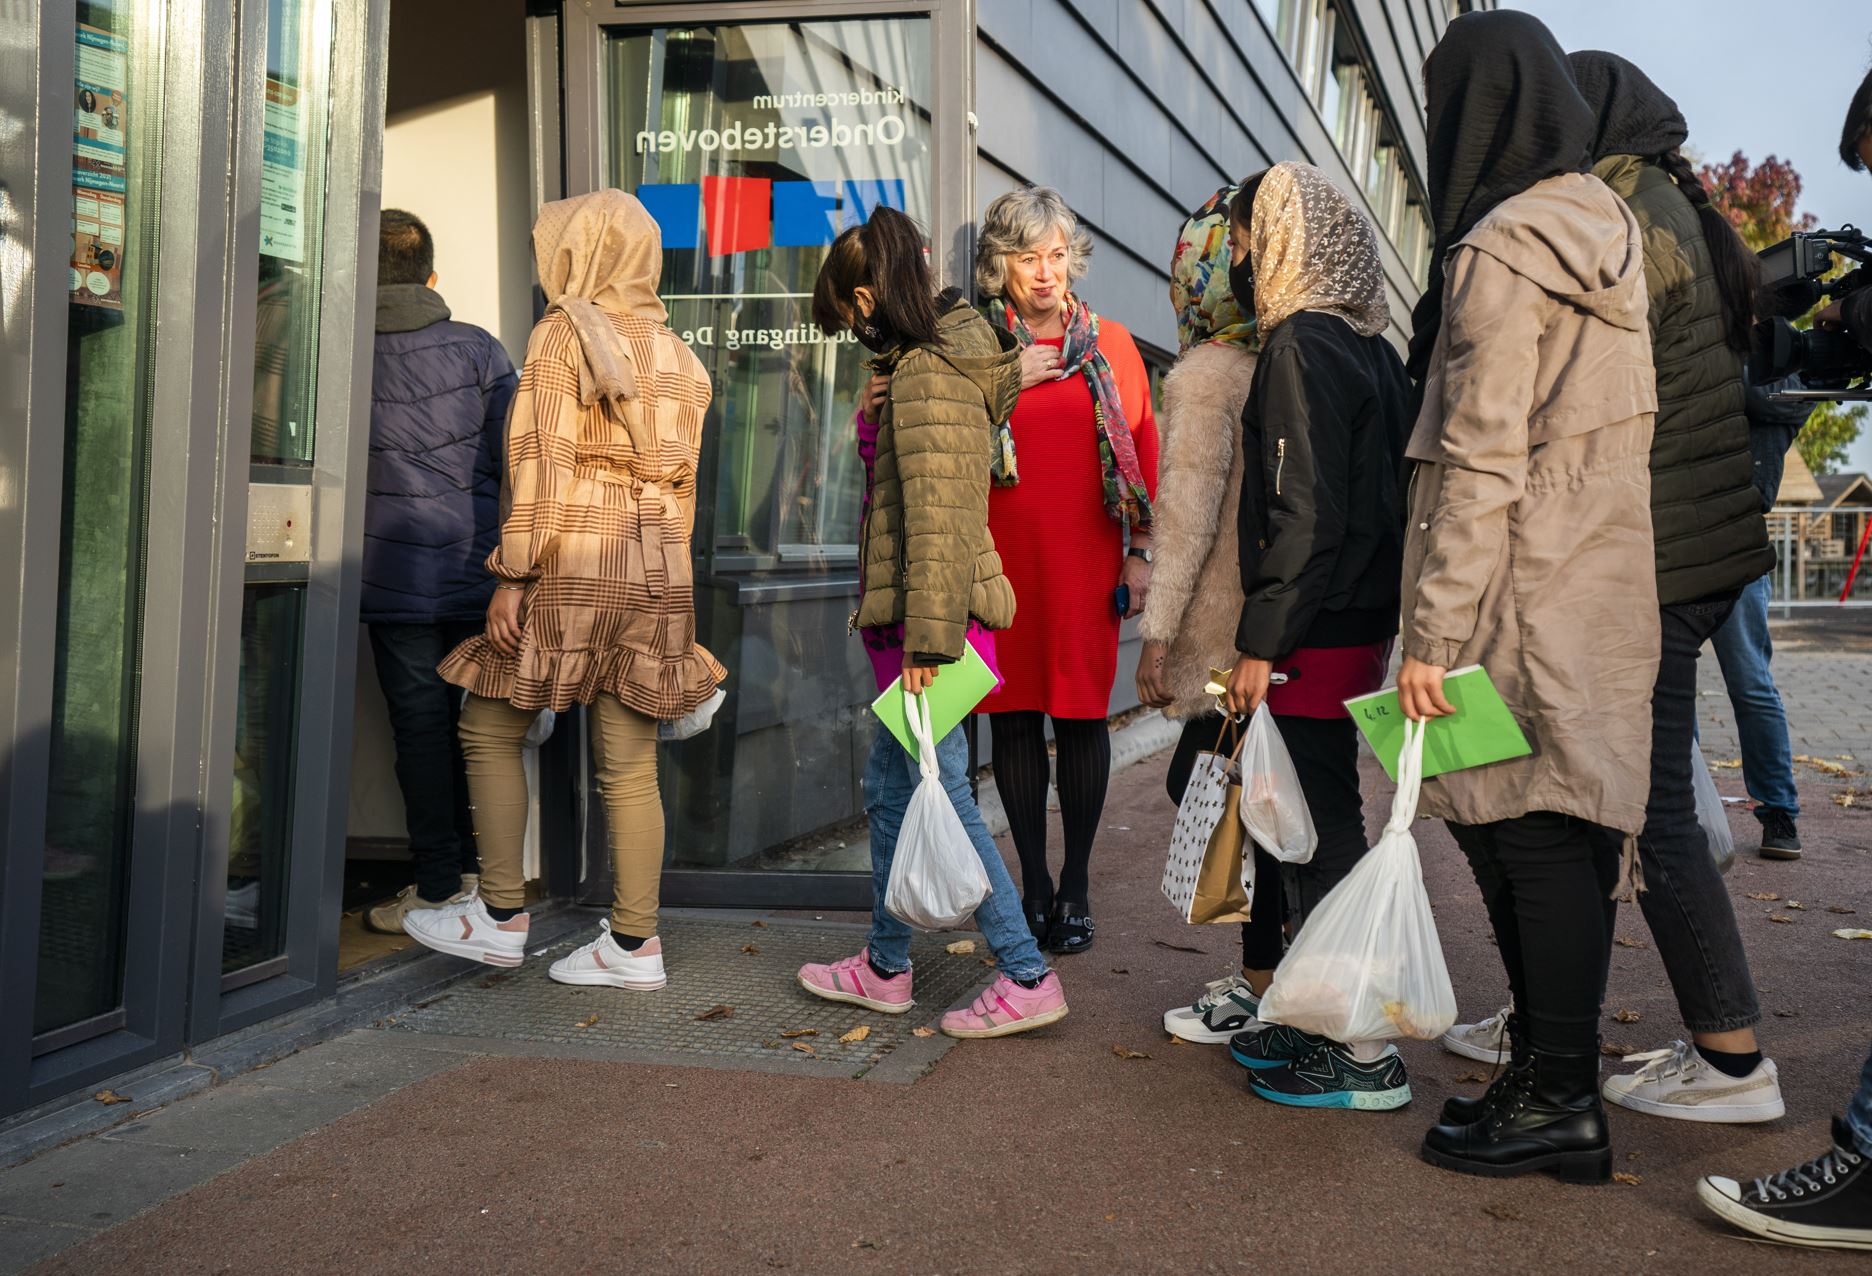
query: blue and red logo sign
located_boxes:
[636,178,906,256]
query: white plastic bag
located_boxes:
[883,688,992,931]
[1256,718,1457,1043]
[658,687,726,742]
[1691,740,1736,875]
[1237,703,1317,864]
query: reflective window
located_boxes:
[38,0,162,1040]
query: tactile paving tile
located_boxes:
[383,913,995,1079]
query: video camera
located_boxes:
[1750,226,1872,401]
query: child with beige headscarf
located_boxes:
[406,189,725,992]
[1214,162,1413,1109]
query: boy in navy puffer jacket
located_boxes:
[362,210,517,934]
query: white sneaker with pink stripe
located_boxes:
[549,921,667,990]
[795,949,914,1014]
[402,896,528,967]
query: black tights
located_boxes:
[989,711,1110,907]
[1448,813,1620,1056]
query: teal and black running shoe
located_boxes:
[1247,1042,1412,1111]
[1229,1023,1330,1069]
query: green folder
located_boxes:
[1346,664,1532,782]
[872,641,1001,757]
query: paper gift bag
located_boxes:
[1161,723,1255,925]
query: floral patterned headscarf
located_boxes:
[1247,163,1390,339]
[1170,186,1258,352]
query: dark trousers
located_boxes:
[1619,594,1762,1033]
[1166,713,1371,971]
[367,620,482,902]
[1451,813,1620,1056]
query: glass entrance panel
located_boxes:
[36,0,164,1043]
[600,18,933,877]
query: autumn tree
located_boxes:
[1700,150,1864,476]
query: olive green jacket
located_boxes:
[1594,155,1772,605]
[854,299,1020,661]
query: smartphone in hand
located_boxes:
[1112,584,1130,618]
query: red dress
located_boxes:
[986,323,1159,718]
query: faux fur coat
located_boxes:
[1137,339,1258,719]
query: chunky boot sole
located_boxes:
[1419,1140,1612,1183]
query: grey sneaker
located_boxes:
[1759,811,1802,861]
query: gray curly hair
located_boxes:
[974,185,1093,300]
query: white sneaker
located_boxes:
[549,921,667,990]
[1163,973,1264,1044]
[1440,1005,1511,1063]
[1603,1039,1786,1123]
[402,896,528,967]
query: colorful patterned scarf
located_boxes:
[985,294,1154,528]
[1170,186,1258,352]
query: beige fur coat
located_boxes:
[1137,340,1259,720]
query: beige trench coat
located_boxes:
[1401,173,1661,838]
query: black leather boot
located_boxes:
[1420,1047,1611,1183]
[1441,1013,1532,1125]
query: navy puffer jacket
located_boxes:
[362,285,518,623]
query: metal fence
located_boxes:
[1765,505,1872,608]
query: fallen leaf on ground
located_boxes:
[741,943,760,954]
[1829,906,1858,915]
[839,1025,872,1044]
[695,1004,734,1021]
[1834,928,1872,941]
[1612,1171,1644,1186]
[980,957,998,967]
[1455,1071,1491,1084]
[851,1240,882,1250]
[1152,939,1206,954]
[1709,757,1743,770]
[1795,754,1855,777]
[1769,914,1795,924]
[1835,792,1859,808]
[778,1027,818,1039]
[1614,1008,1642,1023]
[1112,1045,1151,1060]
[1614,936,1648,949]
[93,1089,131,1105]
[1110,967,1130,975]
[1601,1042,1636,1057]
[750,920,768,928]
[1787,901,1807,910]
[475,973,511,989]
[790,1042,817,1055]
[945,939,977,955]
[1104,1213,1116,1222]
[574,1013,599,1029]
[1746,891,1781,901]
[1774,1009,1800,1018]
[912,1027,936,1038]
[1484,1202,1523,1221]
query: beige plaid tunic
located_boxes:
[439,308,724,717]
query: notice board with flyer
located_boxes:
[260,78,308,262]
[71,23,129,310]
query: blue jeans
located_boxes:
[864,724,1049,982]
[1710,574,1800,821]
[1849,1044,1872,1158]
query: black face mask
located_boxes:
[855,311,894,353]
[1227,256,1256,323]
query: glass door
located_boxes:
[557,2,973,908]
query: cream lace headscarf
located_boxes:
[1247,162,1390,339]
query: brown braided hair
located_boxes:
[1656,149,1760,353]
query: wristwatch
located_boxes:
[1127,546,1153,563]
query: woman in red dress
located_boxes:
[975,185,1159,955]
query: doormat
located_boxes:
[381,913,995,1083]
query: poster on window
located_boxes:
[259,78,307,262]
[71,22,128,310]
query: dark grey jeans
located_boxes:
[1605,594,1763,1034]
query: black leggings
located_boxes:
[1166,713,1371,971]
[1448,813,1620,1056]
[989,711,1110,907]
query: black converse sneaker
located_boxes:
[1698,1117,1872,1251]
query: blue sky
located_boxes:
[1504,0,1872,472]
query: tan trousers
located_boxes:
[458,693,665,938]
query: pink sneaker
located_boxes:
[796,949,913,1014]
[940,972,1068,1039]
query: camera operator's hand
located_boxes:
[1816,300,1845,330]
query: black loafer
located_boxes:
[1047,900,1094,955]
[1024,903,1050,943]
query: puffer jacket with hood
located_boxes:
[855,294,1020,662]
[1401,172,1661,837]
[1235,162,1410,661]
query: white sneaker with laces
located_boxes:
[1603,1039,1786,1123]
[1440,1005,1511,1063]
[549,921,666,990]
[402,896,528,967]
[1163,972,1264,1044]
